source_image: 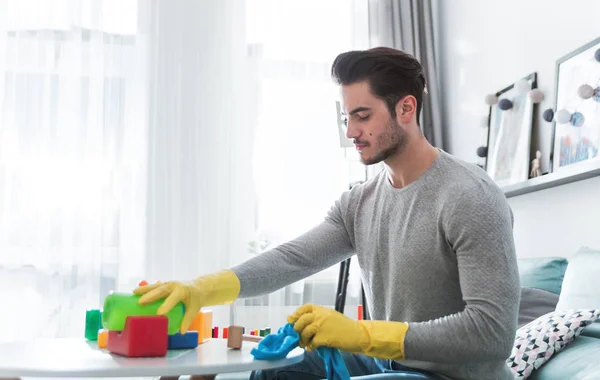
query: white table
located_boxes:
[0,338,304,378]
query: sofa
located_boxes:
[515,247,600,380]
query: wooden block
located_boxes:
[227,325,243,349]
[97,329,109,348]
[107,316,168,357]
[168,331,199,349]
[189,309,213,344]
[227,325,262,349]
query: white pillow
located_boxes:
[556,247,600,310]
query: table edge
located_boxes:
[0,348,305,377]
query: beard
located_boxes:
[359,117,407,166]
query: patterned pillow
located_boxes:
[507,309,600,379]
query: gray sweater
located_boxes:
[231,150,520,380]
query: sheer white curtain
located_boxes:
[142,0,257,327]
[232,0,370,330]
[0,0,369,342]
[0,0,147,342]
[141,0,370,329]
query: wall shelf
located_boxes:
[502,159,600,198]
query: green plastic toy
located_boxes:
[85,309,102,341]
[102,292,184,335]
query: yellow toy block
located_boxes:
[97,329,109,348]
[189,309,213,344]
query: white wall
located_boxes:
[439,0,600,259]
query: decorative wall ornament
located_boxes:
[498,98,513,110]
[514,78,532,94]
[528,88,545,103]
[530,150,543,178]
[484,94,498,106]
[543,109,555,122]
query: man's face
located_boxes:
[341,81,407,166]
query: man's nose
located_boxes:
[345,121,360,140]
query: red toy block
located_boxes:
[107,315,168,357]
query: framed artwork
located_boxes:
[550,36,600,172]
[485,73,537,187]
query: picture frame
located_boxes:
[550,36,600,173]
[484,73,537,187]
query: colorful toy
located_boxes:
[102,292,184,335]
[89,287,216,357]
[168,331,199,349]
[107,315,168,357]
[97,329,109,348]
[189,309,213,343]
[227,325,263,349]
[85,309,103,341]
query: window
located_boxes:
[233,0,369,328]
[0,0,146,341]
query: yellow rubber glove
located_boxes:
[288,304,409,360]
[133,269,240,334]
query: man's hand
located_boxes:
[134,280,205,334]
[133,269,241,334]
[288,304,365,352]
[288,303,409,360]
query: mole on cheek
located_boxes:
[369,133,372,136]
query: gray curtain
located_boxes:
[368,0,444,149]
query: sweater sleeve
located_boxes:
[403,184,521,363]
[230,191,355,298]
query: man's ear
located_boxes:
[395,95,417,124]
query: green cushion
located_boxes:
[529,336,600,380]
[517,257,568,295]
[581,321,600,339]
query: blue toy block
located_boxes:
[168,331,199,349]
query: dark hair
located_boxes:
[331,47,427,123]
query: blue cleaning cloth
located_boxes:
[249,323,300,360]
[250,323,350,380]
[316,344,351,380]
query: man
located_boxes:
[136,47,520,380]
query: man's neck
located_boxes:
[384,136,440,189]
